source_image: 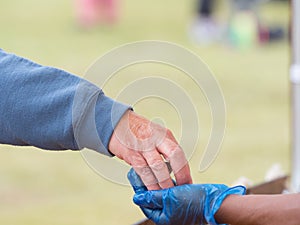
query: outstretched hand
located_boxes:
[127,168,246,225]
[109,110,192,190]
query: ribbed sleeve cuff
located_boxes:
[94,93,131,156]
[72,81,131,156]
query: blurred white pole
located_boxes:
[290,0,300,192]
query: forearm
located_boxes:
[215,194,300,225]
[0,49,129,154]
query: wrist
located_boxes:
[108,110,131,156]
[214,194,241,224]
[205,185,246,225]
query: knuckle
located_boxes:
[140,166,152,177]
[149,159,165,171]
[129,152,145,165]
[165,128,173,137]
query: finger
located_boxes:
[140,208,163,225]
[165,129,178,144]
[169,147,192,185]
[122,149,160,190]
[157,138,193,185]
[130,153,160,190]
[134,165,160,191]
[142,149,174,189]
[173,163,192,186]
[127,168,147,193]
[133,190,164,209]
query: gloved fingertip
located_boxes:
[133,191,164,209]
[127,168,147,193]
[127,168,136,183]
[133,192,145,205]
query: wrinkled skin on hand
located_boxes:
[128,168,246,225]
[109,110,192,190]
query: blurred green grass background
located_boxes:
[0,0,290,224]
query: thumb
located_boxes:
[133,190,164,209]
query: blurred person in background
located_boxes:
[189,0,220,45]
[75,0,119,28]
[0,49,192,191]
[190,0,285,47]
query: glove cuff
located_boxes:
[206,185,246,225]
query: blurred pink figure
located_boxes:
[75,0,119,28]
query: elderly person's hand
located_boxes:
[127,168,246,225]
[108,110,192,190]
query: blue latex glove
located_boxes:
[128,168,246,225]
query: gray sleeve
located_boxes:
[0,49,130,156]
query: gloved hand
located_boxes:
[128,168,246,225]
